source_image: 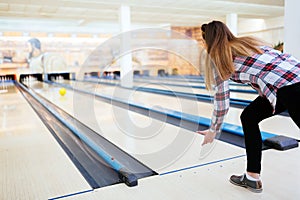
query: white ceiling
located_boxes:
[0,0,284,34]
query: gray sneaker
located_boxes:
[229,174,263,193]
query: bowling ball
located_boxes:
[59,88,66,96]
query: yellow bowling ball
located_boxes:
[59,88,66,96]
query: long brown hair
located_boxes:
[201,21,265,90]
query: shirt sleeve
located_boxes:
[210,74,230,132]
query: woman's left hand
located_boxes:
[196,129,217,146]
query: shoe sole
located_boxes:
[229,179,263,193]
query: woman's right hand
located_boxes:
[196,129,217,146]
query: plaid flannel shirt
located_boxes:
[210,46,300,132]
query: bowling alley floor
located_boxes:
[62,147,300,200]
[1,82,300,200]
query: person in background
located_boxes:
[27,38,44,73]
[27,38,66,73]
[197,20,300,193]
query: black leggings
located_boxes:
[240,82,300,174]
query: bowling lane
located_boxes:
[92,76,253,90]
[85,78,257,101]
[29,81,245,174]
[136,81,256,100]
[65,80,300,140]
[0,83,91,200]
[133,78,255,92]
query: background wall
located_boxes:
[238,16,284,47]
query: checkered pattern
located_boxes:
[210,46,300,132]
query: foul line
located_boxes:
[48,189,94,200]
[160,154,245,176]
